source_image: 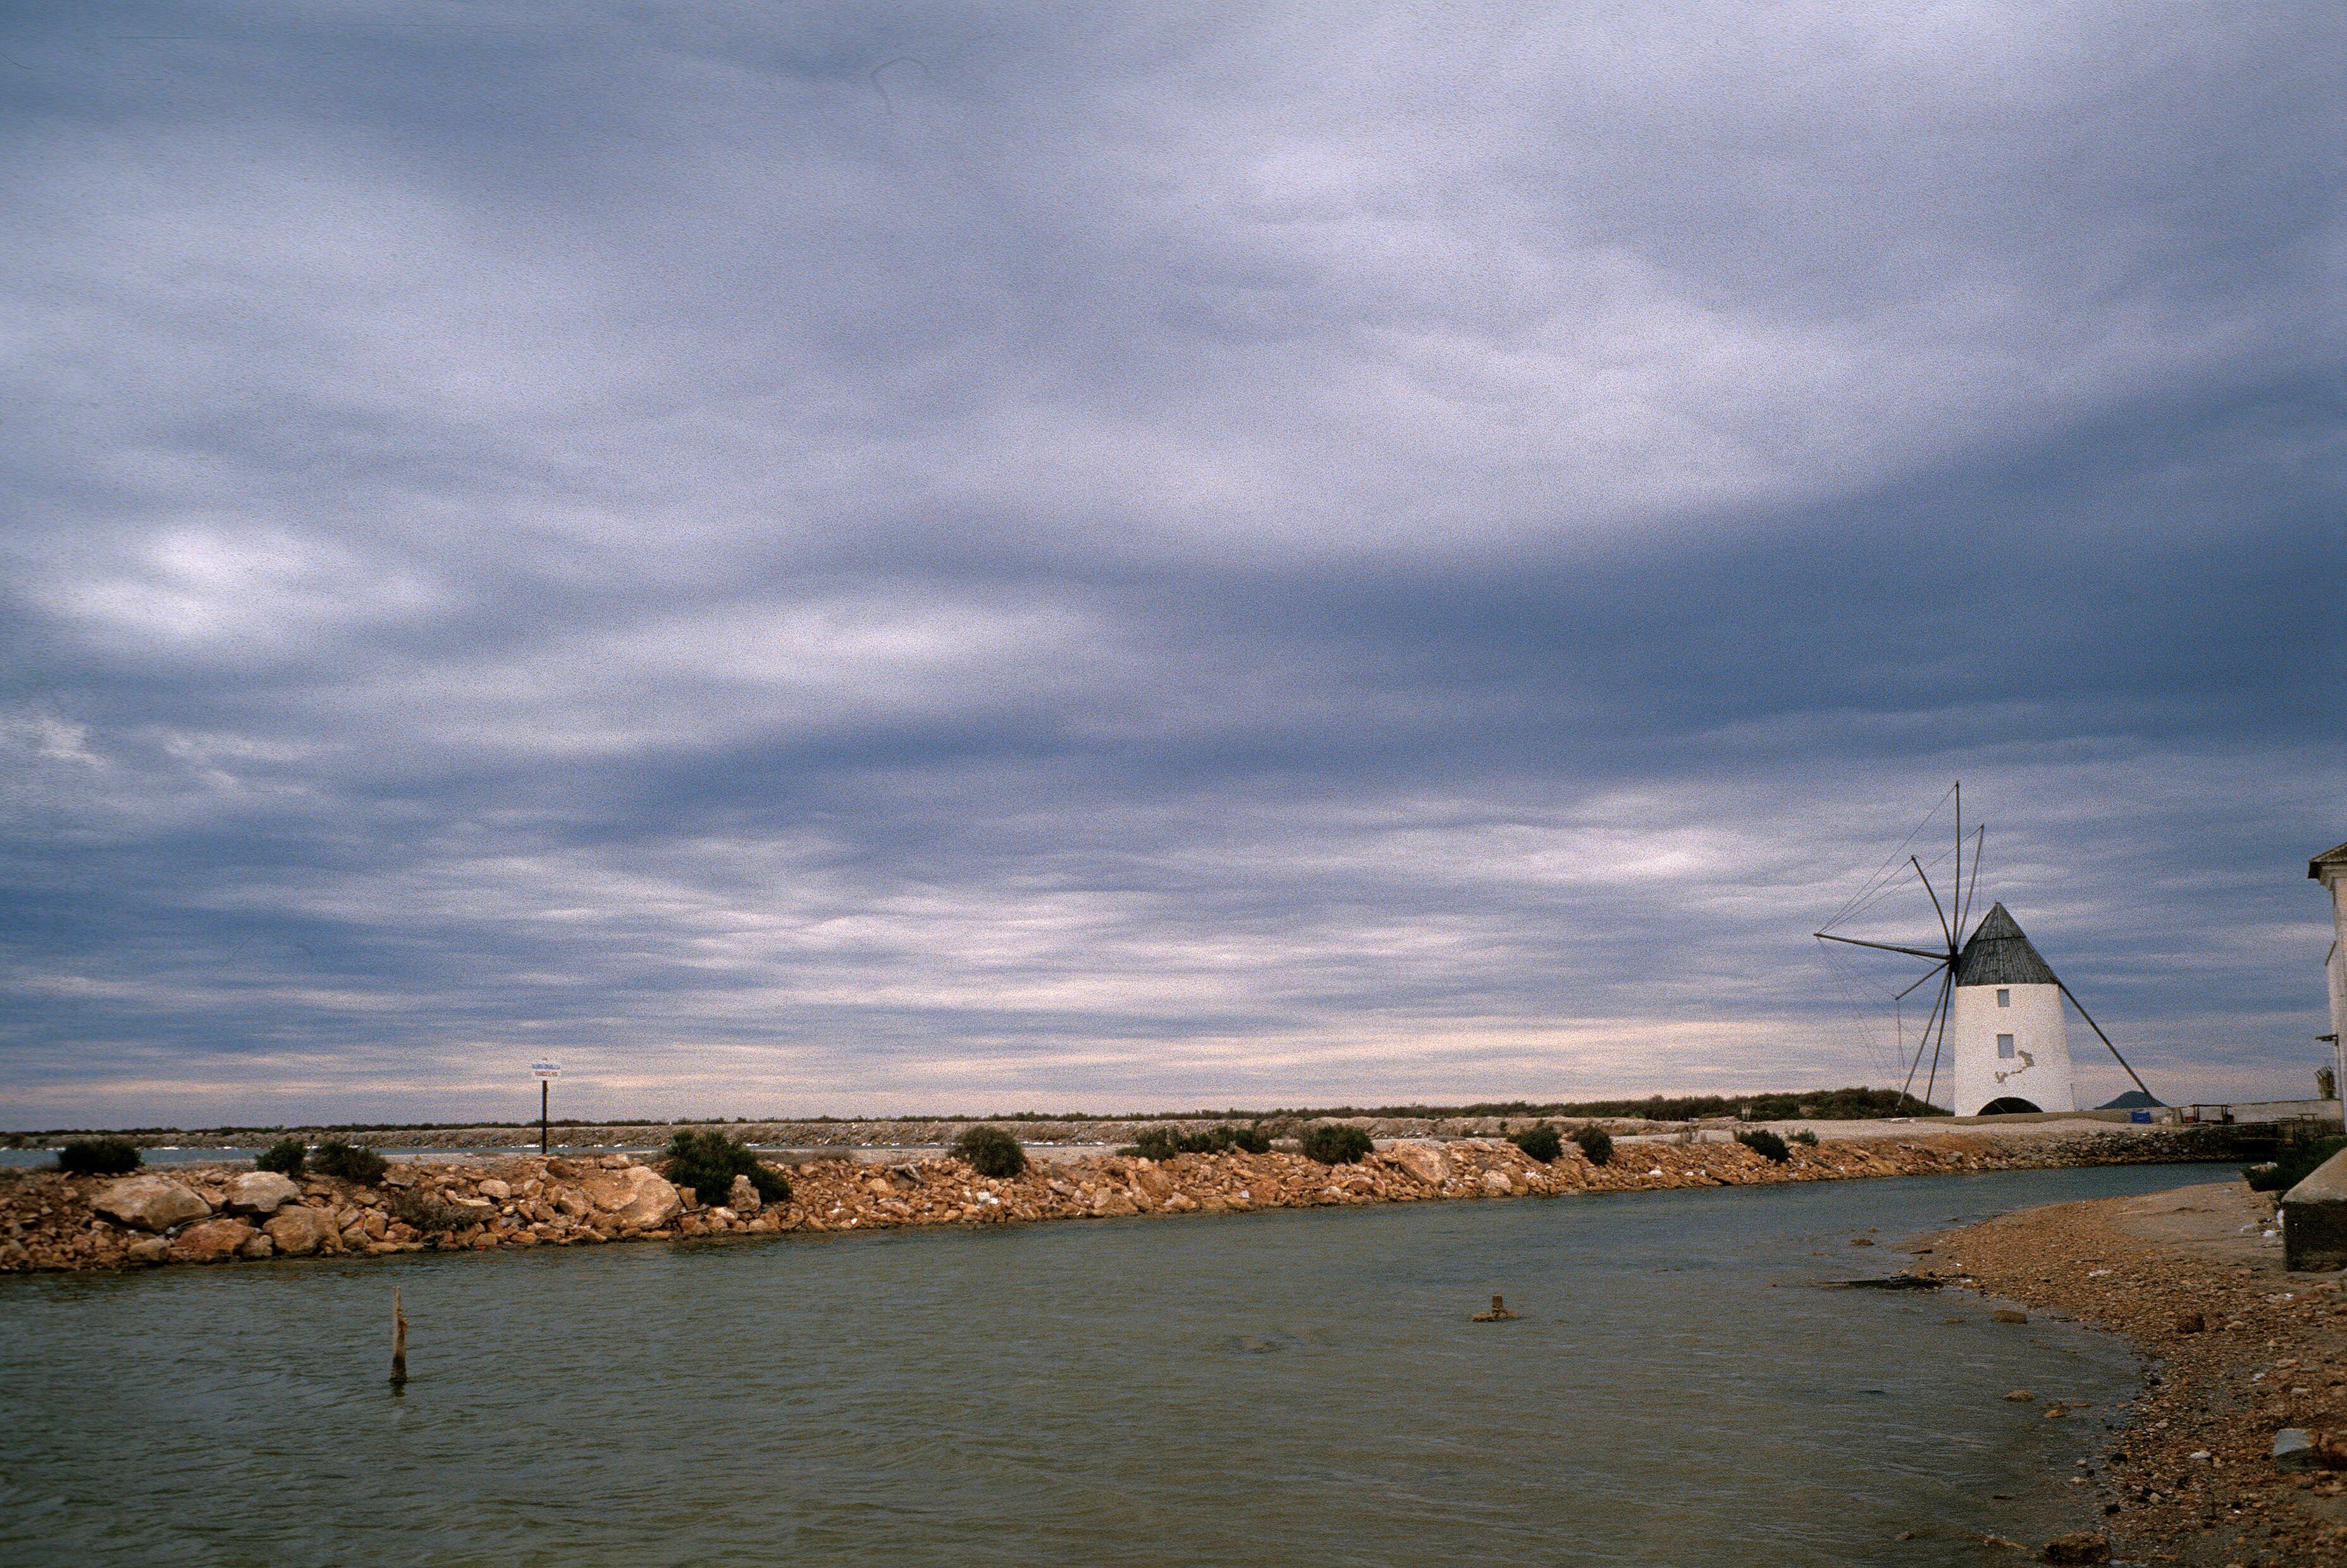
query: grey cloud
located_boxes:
[1,3,2341,1125]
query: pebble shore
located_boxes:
[1927,1182,2347,1567]
[1,1124,2227,1275]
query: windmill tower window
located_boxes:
[1997,1033,2016,1058]
[1997,988,2011,1007]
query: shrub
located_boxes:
[1128,1126,1183,1161]
[2246,1135,2346,1193]
[254,1137,307,1177]
[1789,1129,1819,1147]
[309,1139,388,1184]
[1572,1124,1614,1167]
[1299,1123,1374,1165]
[662,1129,792,1206]
[56,1137,142,1177]
[1125,1123,1277,1160]
[1509,1124,1564,1163]
[1736,1128,1792,1163]
[953,1124,1027,1179]
[386,1188,467,1235]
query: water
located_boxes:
[0,1163,2219,1566]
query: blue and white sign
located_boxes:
[530,1060,562,1081]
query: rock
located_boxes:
[125,1236,171,1264]
[2272,1428,2347,1472]
[1471,1294,1518,1322]
[379,1164,419,1187]
[2174,1311,2205,1334]
[1481,1170,1514,1197]
[728,1173,763,1215]
[1849,1237,1875,1246]
[92,1175,211,1233]
[1389,1143,1452,1184]
[582,1165,682,1228]
[223,1172,302,1215]
[2040,1532,2110,1565]
[1164,1192,1198,1213]
[262,1206,341,1256]
[1993,1309,2029,1324]
[477,1179,511,1200]
[237,1232,274,1260]
[2005,1390,2035,1402]
[171,1217,258,1262]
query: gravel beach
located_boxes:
[1925,1180,2347,1566]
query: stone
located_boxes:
[1471,1294,1518,1322]
[1481,1170,1514,1196]
[125,1236,171,1264]
[92,1175,211,1233]
[1164,1192,1198,1213]
[1389,1143,1451,1184]
[729,1173,763,1215]
[477,1179,511,1200]
[1134,1167,1173,1201]
[223,1172,302,1215]
[2005,1390,2035,1402]
[263,1206,341,1256]
[1993,1309,2029,1324]
[237,1232,274,1260]
[582,1165,682,1229]
[2174,1312,2205,1334]
[379,1165,419,1187]
[2039,1532,2110,1565]
[171,1217,258,1262]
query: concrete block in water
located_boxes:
[2280,1146,2347,1269]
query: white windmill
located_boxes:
[1813,786,2154,1116]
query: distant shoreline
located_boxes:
[0,1105,2179,1155]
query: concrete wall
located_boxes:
[1947,979,2074,1117]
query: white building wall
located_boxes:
[1947,980,2074,1116]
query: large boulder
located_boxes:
[1388,1143,1451,1185]
[92,1175,211,1233]
[582,1165,682,1229]
[727,1173,763,1215]
[172,1217,258,1262]
[263,1206,342,1256]
[223,1172,302,1215]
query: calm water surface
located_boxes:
[1,1162,2225,1567]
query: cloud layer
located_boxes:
[3,4,2343,1126]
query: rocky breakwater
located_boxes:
[0,1124,2233,1276]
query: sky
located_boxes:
[2,3,2342,1129]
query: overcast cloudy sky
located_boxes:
[2,3,2341,1129]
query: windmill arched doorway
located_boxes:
[1977,1096,2042,1115]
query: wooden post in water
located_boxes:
[390,1288,408,1388]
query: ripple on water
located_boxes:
[0,1163,2215,1567]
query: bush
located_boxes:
[1736,1129,1792,1163]
[662,1129,792,1206]
[1128,1125,1183,1161]
[254,1137,307,1176]
[1789,1129,1819,1147]
[1124,1122,1277,1160]
[56,1137,142,1176]
[309,1140,388,1184]
[952,1124,1027,1179]
[2246,1135,2346,1193]
[1509,1124,1564,1163]
[1300,1123,1374,1165]
[1572,1124,1614,1167]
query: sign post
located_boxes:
[531,1061,562,1153]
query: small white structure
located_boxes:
[2314,839,2347,1126]
[1945,903,2077,1116]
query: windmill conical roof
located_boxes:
[1952,903,2060,987]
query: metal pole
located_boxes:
[541,1079,549,1155]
